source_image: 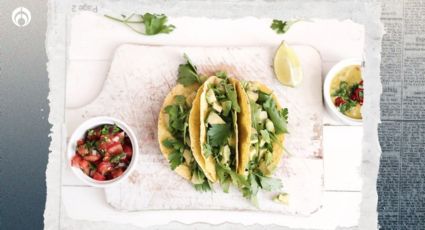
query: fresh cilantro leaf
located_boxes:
[194,180,212,192]
[263,96,288,134]
[177,54,201,86]
[270,19,298,34]
[110,152,126,164]
[105,13,175,36]
[215,71,228,79]
[112,124,121,133]
[142,13,175,35]
[224,83,241,112]
[339,99,357,113]
[241,173,260,206]
[255,173,282,191]
[207,124,231,147]
[162,138,184,150]
[100,125,110,135]
[168,149,184,170]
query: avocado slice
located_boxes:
[207,111,225,125]
[206,88,217,104]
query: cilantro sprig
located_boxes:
[258,91,289,134]
[105,13,175,35]
[177,54,202,86]
[271,19,298,34]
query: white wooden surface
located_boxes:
[62,12,364,228]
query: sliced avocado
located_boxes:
[273,193,289,205]
[255,110,268,122]
[265,119,275,133]
[247,82,259,92]
[212,102,223,113]
[249,146,257,160]
[206,88,217,104]
[247,90,259,102]
[191,170,205,185]
[221,100,232,116]
[250,129,258,144]
[259,138,266,148]
[207,111,225,125]
[183,149,192,165]
[264,150,272,165]
[220,145,231,166]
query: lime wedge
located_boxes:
[273,41,303,87]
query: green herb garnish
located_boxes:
[270,19,298,34]
[261,93,288,134]
[177,54,202,86]
[207,124,231,147]
[110,152,126,164]
[105,13,175,35]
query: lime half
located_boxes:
[273,41,303,87]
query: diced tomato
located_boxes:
[84,154,101,162]
[350,88,363,102]
[123,144,133,158]
[79,160,90,175]
[71,155,82,167]
[102,152,111,162]
[93,172,105,181]
[77,139,84,146]
[77,145,89,156]
[98,162,113,175]
[112,132,125,143]
[334,97,346,107]
[107,142,123,155]
[359,80,363,85]
[110,168,124,179]
[98,141,108,152]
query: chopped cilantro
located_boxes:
[177,54,201,86]
[110,152,126,164]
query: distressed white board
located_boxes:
[66,44,323,215]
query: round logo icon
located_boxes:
[12,7,31,27]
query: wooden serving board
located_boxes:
[66,44,323,215]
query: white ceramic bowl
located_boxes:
[67,116,139,187]
[323,58,363,125]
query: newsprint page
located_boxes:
[378,0,425,229]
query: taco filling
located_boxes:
[201,74,246,192]
[161,94,212,191]
[239,81,289,203]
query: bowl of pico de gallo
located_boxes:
[67,116,139,187]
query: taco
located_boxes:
[237,81,288,177]
[158,83,212,191]
[190,73,246,191]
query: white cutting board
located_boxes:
[66,44,323,215]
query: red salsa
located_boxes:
[71,124,132,181]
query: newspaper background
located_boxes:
[44,0,384,229]
[377,0,425,229]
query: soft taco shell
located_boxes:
[189,81,217,182]
[237,81,286,176]
[158,83,199,181]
